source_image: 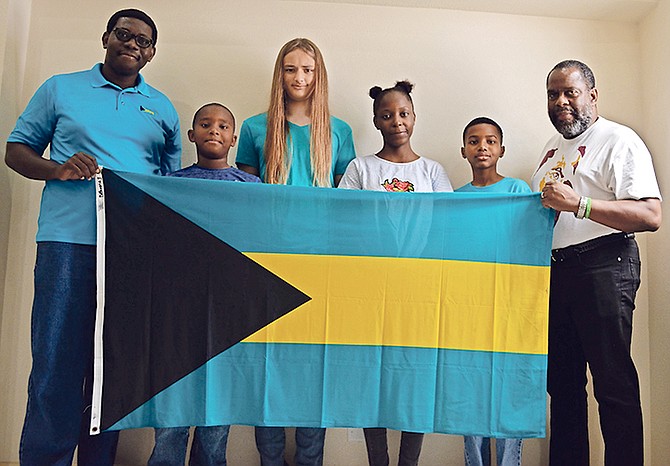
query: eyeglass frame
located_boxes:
[111,27,154,49]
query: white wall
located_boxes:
[0,0,665,464]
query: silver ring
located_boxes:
[541,192,546,199]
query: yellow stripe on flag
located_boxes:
[243,253,549,355]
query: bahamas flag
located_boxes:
[90,169,554,438]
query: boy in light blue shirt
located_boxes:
[456,117,529,466]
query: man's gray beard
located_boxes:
[552,108,593,139]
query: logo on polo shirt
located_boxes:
[139,106,155,115]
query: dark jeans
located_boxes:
[547,233,643,466]
[20,242,118,465]
[363,428,423,466]
[255,426,325,466]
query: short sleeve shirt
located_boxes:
[235,113,356,187]
[456,177,531,194]
[339,154,453,192]
[169,164,261,182]
[8,64,181,244]
[530,117,661,248]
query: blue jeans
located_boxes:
[548,233,643,466]
[363,428,424,466]
[149,426,230,465]
[464,436,522,466]
[255,427,325,466]
[20,242,118,465]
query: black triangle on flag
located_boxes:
[99,170,311,431]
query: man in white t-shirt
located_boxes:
[531,60,661,466]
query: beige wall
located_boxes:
[0,0,32,456]
[0,1,666,464]
[641,1,670,465]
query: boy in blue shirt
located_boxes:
[456,117,529,466]
[148,103,259,466]
[168,103,261,182]
[457,117,530,194]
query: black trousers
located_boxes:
[547,233,643,466]
[363,428,423,466]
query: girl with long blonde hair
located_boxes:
[236,38,355,188]
[236,38,356,466]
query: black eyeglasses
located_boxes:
[111,28,153,48]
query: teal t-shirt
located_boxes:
[235,113,356,187]
[456,177,531,194]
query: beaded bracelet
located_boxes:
[575,196,588,219]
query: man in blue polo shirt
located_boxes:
[5,8,180,465]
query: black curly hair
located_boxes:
[369,80,414,115]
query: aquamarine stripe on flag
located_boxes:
[109,343,547,437]
[112,171,553,266]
